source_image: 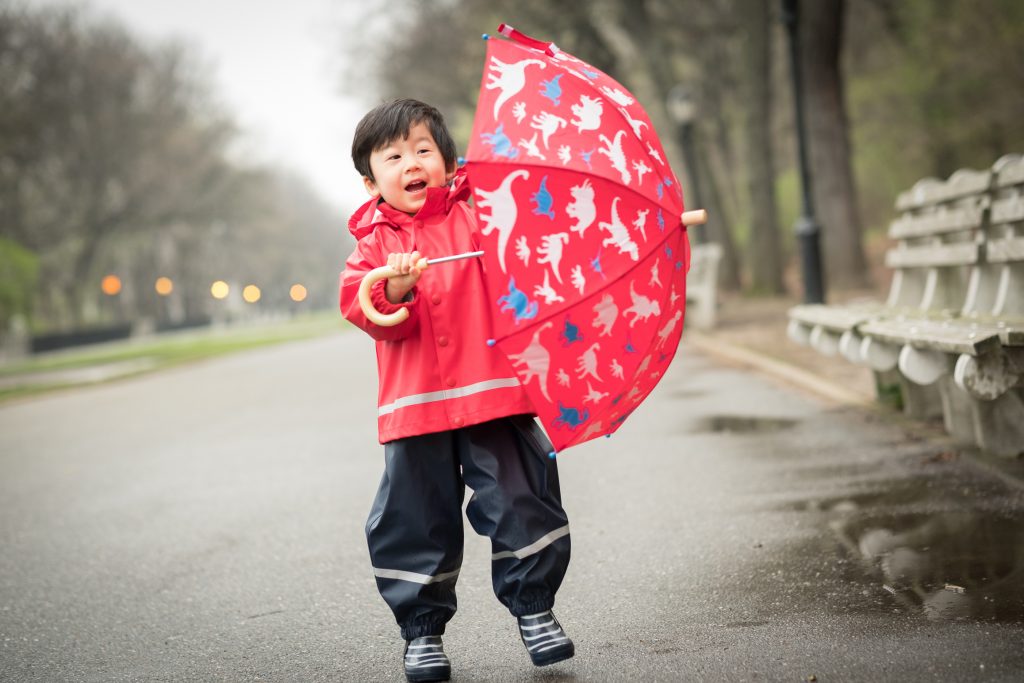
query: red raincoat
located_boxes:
[339,171,535,443]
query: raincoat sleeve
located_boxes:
[339,237,420,342]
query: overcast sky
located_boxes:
[29,0,378,214]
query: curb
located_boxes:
[683,330,874,407]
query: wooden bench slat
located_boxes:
[888,203,987,239]
[990,194,1024,224]
[859,317,1003,355]
[884,242,980,268]
[895,170,991,210]
[986,236,1024,263]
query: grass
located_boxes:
[0,311,347,403]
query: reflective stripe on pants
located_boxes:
[366,415,571,640]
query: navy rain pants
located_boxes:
[365,415,571,640]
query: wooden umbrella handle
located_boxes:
[682,209,707,226]
[358,258,430,327]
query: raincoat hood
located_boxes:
[348,167,472,240]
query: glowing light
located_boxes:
[101,275,122,296]
[210,280,230,299]
[289,284,308,302]
[155,277,173,296]
[242,285,261,303]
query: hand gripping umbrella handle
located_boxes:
[357,251,485,327]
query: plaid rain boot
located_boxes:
[403,636,450,682]
[517,610,575,666]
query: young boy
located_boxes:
[339,99,574,682]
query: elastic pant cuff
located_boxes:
[509,596,555,618]
[401,621,447,640]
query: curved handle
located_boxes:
[358,258,429,327]
[682,209,708,226]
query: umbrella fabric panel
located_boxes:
[467,36,683,215]
[495,228,688,451]
[471,167,681,339]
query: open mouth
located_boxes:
[405,180,427,192]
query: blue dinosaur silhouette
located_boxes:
[623,333,638,354]
[659,351,670,363]
[559,315,584,346]
[656,181,665,199]
[552,401,589,431]
[531,176,556,220]
[657,208,666,232]
[664,245,673,258]
[611,393,624,405]
[610,411,631,428]
[578,149,595,169]
[539,74,564,106]
[480,124,519,159]
[581,68,600,80]
[675,260,684,271]
[589,249,606,280]
[497,277,538,324]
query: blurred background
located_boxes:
[2,0,1023,348]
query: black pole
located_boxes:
[678,121,704,245]
[781,0,825,304]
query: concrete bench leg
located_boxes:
[937,378,980,447]
[969,388,1024,457]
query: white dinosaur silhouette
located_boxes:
[570,265,586,295]
[632,160,652,185]
[536,232,570,283]
[475,169,529,272]
[592,293,619,337]
[515,235,530,265]
[669,288,681,307]
[511,101,527,123]
[507,322,554,401]
[646,142,665,166]
[578,419,607,441]
[486,57,546,118]
[598,130,631,185]
[623,281,661,327]
[533,270,565,305]
[584,381,609,404]
[556,368,571,387]
[530,111,567,149]
[601,85,634,107]
[610,358,625,380]
[557,145,572,165]
[565,180,597,238]
[598,197,639,261]
[649,260,662,288]
[576,343,602,381]
[570,95,603,133]
[618,106,648,138]
[632,209,649,242]
[655,310,683,348]
[518,132,546,161]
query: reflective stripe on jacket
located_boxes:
[339,172,534,443]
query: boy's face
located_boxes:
[363,122,454,215]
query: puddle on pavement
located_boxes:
[691,415,798,434]
[771,459,1024,623]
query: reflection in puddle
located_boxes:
[832,510,1024,622]
[692,415,798,434]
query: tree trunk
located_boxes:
[739,0,785,294]
[800,0,869,290]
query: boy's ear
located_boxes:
[362,176,380,198]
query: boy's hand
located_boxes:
[384,251,423,304]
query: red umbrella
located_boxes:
[464,24,705,451]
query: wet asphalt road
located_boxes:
[1,330,1023,682]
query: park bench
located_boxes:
[686,242,723,330]
[787,154,1024,456]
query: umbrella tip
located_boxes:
[486,338,496,346]
[458,156,465,166]
[605,434,611,438]
[482,33,489,40]
[548,451,557,459]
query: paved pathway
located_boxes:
[1,331,1022,681]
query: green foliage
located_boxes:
[0,237,39,329]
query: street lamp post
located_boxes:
[666,85,704,244]
[781,0,826,304]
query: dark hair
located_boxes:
[351,99,457,181]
